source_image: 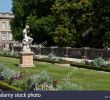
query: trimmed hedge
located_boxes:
[0,81,23,91]
[70,63,110,72]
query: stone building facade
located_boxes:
[0,12,14,49]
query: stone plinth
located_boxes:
[19,51,35,67]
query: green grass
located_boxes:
[0,56,110,90]
[0,81,22,91]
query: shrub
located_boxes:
[47,53,56,61]
[0,50,19,58]
[29,71,53,84]
[13,51,19,57]
[0,68,20,82]
[8,51,19,57]
[27,71,53,91]
[91,57,105,67]
[0,49,10,56]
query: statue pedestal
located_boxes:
[19,51,35,67]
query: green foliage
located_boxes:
[11,0,110,48]
[52,0,93,47]
[0,81,22,91]
[1,56,110,90]
[91,0,110,47]
[47,53,56,61]
[12,80,28,90]
[91,57,105,67]
[27,71,54,91]
[0,49,9,55]
[53,25,74,46]
[12,51,19,57]
[11,0,55,45]
[27,70,82,91]
[28,71,53,85]
[1,68,20,81]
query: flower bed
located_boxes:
[0,66,82,91]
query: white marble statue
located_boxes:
[22,25,33,51]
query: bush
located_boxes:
[13,51,19,57]
[0,49,11,56]
[91,57,105,67]
[29,71,53,84]
[0,50,19,58]
[0,68,20,82]
[27,71,53,91]
[47,53,57,61]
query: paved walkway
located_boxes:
[36,55,110,71]
[36,55,110,64]
[35,55,93,63]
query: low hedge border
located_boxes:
[0,81,23,91]
[70,63,110,72]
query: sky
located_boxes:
[0,0,12,12]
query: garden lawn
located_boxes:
[0,56,110,90]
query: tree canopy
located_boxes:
[11,0,110,48]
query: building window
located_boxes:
[2,33,6,40]
[8,33,13,40]
[2,43,6,48]
[1,22,6,29]
[9,24,11,30]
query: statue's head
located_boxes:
[25,25,30,29]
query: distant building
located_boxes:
[0,12,14,49]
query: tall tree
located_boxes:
[91,0,110,48]
[11,0,55,45]
[11,0,110,48]
[52,0,93,47]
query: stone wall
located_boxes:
[13,46,110,60]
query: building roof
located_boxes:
[0,12,14,19]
